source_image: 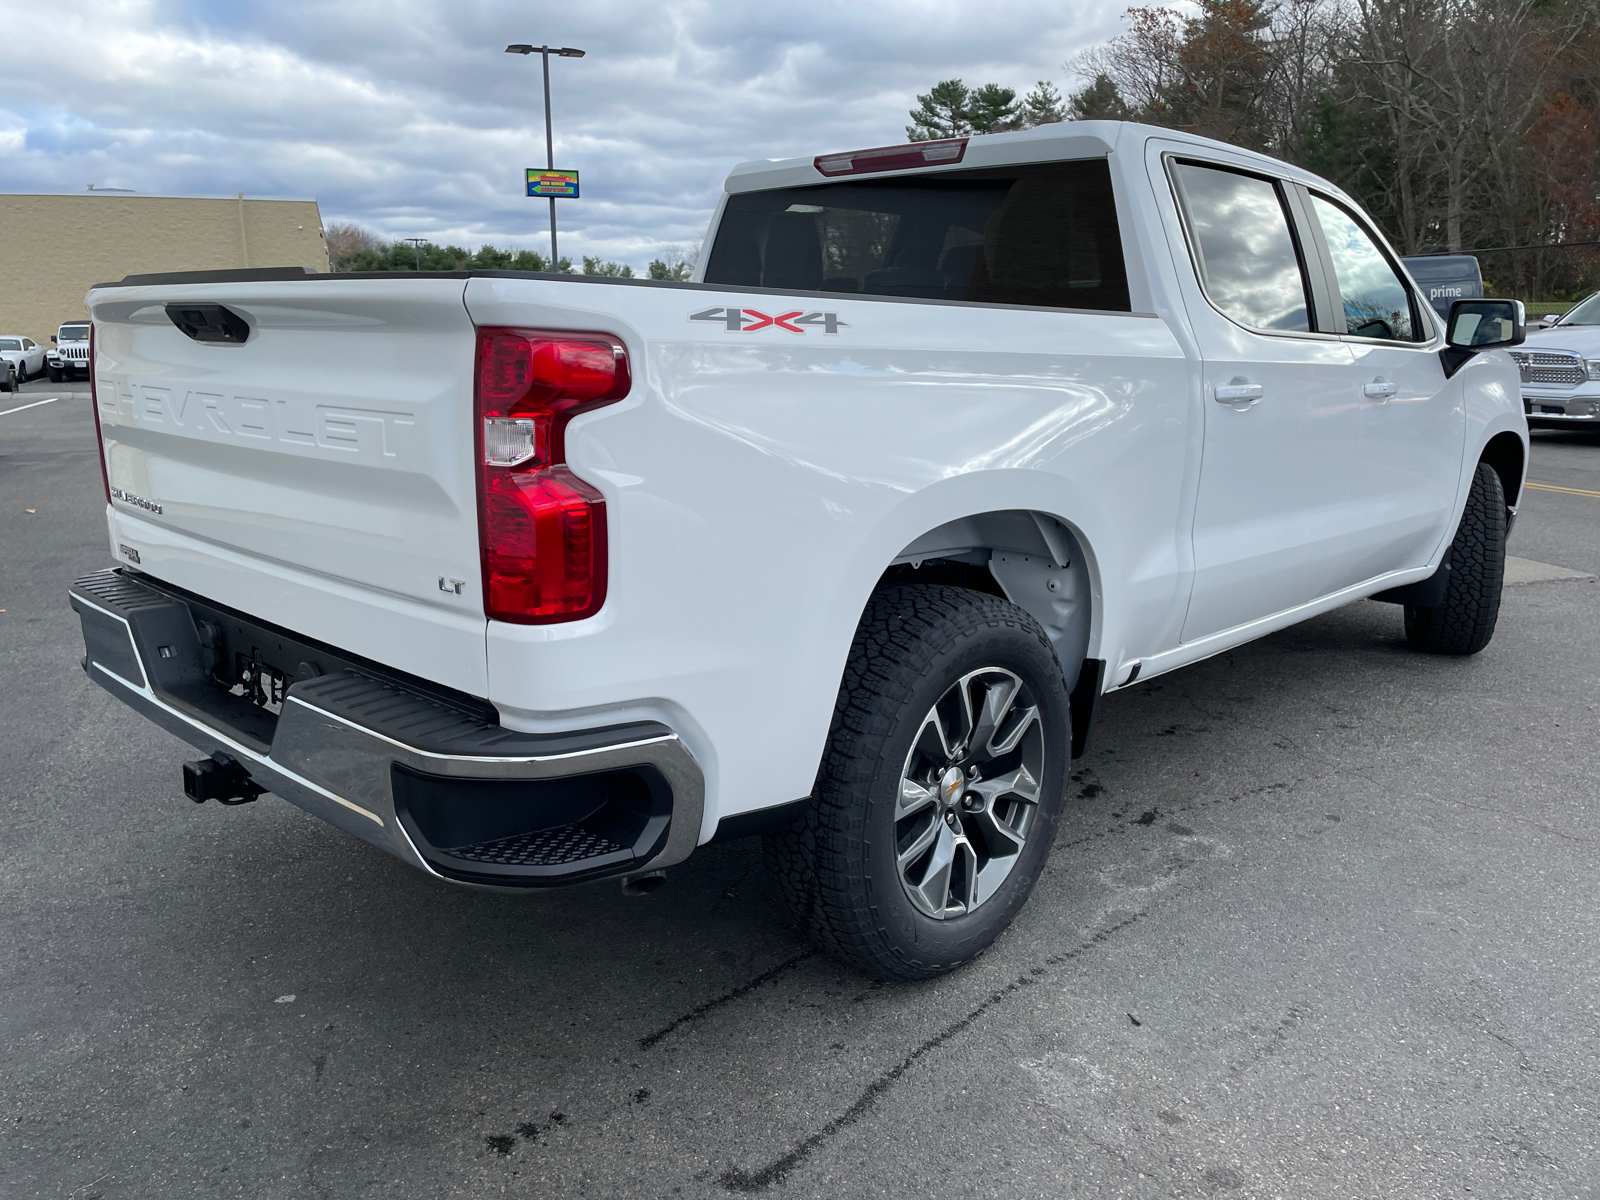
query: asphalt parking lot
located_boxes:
[4,385,1598,1199]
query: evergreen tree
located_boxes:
[965,83,1021,133]
[648,257,694,281]
[907,79,972,141]
[1020,81,1067,127]
[582,256,635,277]
[1068,73,1130,121]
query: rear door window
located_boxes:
[703,160,1131,312]
[1170,162,1311,333]
[1309,195,1422,342]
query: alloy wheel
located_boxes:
[895,666,1045,919]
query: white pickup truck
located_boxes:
[71,121,1528,980]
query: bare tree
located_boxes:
[1070,6,1187,119]
[1350,0,1594,253]
[1259,0,1347,162]
[324,222,383,271]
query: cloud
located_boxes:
[0,0,1131,267]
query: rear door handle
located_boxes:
[1363,380,1398,399]
[1213,383,1264,403]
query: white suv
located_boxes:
[47,322,90,382]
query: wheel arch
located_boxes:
[1480,429,1526,511]
[873,508,1103,696]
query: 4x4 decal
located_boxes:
[690,307,847,334]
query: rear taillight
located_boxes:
[813,138,967,177]
[89,323,111,504]
[475,328,630,623]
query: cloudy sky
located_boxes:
[0,0,1136,270]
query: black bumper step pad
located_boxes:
[289,670,671,760]
[448,825,629,868]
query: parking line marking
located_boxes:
[0,400,59,419]
[1526,480,1600,499]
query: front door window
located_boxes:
[1310,196,1420,342]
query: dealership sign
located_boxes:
[526,169,580,198]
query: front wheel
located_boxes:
[766,585,1070,980]
[46,365,61,383]
[1405,461,1507,656]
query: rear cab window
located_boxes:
[703,159,1132,312]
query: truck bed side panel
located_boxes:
[464,276,1191,833]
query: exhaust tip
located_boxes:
[620,870,667,897]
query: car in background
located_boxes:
[1512,289,1600,428]
[1401,254,1483,319]
[46,322,91,382]
[0,335,47,382]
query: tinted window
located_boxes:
[0,339,19,351]
[1555,292,1600,325]
[703,160,1131,311]
[1311,196,1419,341]
[1172,162,1309,332]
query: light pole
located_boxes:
[402,237,427,271]
[506,43,585,270]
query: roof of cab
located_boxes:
[722,120,1343,199]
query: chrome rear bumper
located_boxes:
[68,569,704,890]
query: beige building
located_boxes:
[0,191,329,345]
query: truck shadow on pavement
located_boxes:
[38,593,1566,1197]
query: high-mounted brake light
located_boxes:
[813,138,967,178]
[88,323,111,505]
[475,328,630,623]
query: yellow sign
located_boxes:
[526,169,580,198]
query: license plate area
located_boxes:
[229,650,288,715]
[128,572,498,745]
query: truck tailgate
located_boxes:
[89,278,488,695]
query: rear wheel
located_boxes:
[1404,461,1507,656]
[766,584,1070,980]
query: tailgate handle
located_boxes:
[166,303,251,345]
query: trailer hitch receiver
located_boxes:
[183,752,265,805]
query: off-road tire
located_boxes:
[46,365,61,383]
[765,584,1071,980]
[1404,461,1507,656]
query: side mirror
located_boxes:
[1446,298,1524,350]
[50,336,57,344]
[1442,299,1525,378]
